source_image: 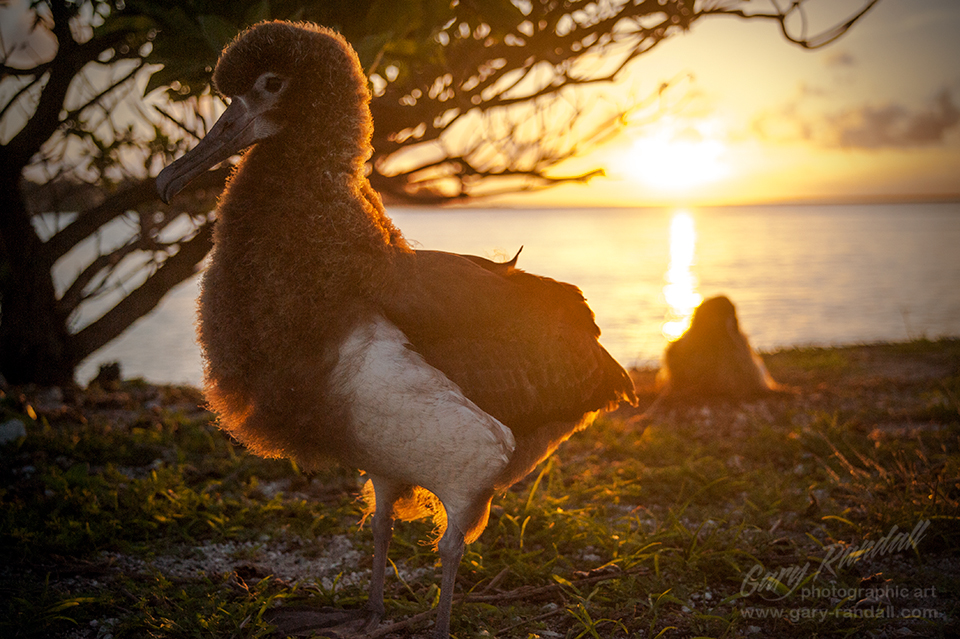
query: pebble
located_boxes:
[0,418,26,444]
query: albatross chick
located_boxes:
[157,20,636,638]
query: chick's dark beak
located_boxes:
[156,98,261,203]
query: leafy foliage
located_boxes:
[0,0,880,384]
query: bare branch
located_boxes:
[0,61,54,76]
[45,167,229,263]
[0,72,47,124]
[71,221,214,362]
[153,103,206,142]
[57,234,147,314]
[60,59,147,128]
[700,0,882,49]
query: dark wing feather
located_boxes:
[379,250,636,432]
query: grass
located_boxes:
[1,338,958,638]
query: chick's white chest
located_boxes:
[329,316,515,510]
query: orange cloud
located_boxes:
[753,88,960,150]
[828,89,959,148]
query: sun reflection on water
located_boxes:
[662,210,702,340]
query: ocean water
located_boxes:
[73,201,960,386]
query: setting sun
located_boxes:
[623,119,730,193]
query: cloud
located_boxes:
[752,89,960,150]
[827,89,959,148]
[798,82,828,99]
[824,50,856,68]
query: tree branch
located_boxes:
[2,9,140,174]
[56,234,148,315]
[45,166,229,263]
[0,72,48,123]
[71,221,213,362]
[60,59,147,128]
[0,61,54,77]
[700,0,882,49]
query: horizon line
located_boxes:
[389,192,960,210]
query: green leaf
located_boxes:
[198,14,238,51]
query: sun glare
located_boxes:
[624,120,729,193]
[662,210,701,340]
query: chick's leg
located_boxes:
[433,522,465,639]
[364,475,405,628]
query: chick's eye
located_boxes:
[264,77,283,93]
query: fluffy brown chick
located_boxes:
[659,295,779,399]
[157,21,636,639]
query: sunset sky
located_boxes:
[508,0,960,208]
[2,0,956,208]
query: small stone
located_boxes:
[34,386,65,412]
[91,362,122,391]
[0,419,26,444]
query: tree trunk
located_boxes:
[0,171,74,386]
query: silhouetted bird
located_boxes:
[658,295,779,399]
[156,21,636,638]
